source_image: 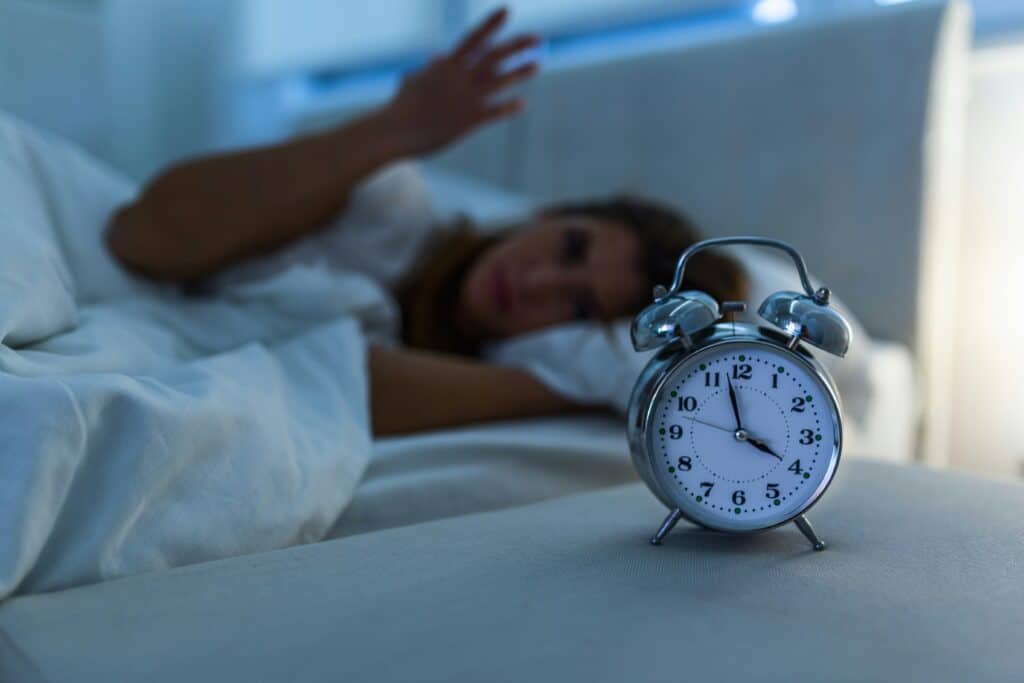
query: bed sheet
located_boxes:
[330,341,917,539]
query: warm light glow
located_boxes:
[750,0,798,25]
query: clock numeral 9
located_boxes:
[731,490,746,505]
[677,455,692,471]
[731,364,752,380]
[700,482,714,497]
[799,429,814,445]
[766,483,780,499]
[791,397,806,413]
[669,425,683,439]
[677,396,697,412]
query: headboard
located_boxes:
[430,0,968,357]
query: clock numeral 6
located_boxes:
[731,490,746,506]
[799,429,814,445]
[766,483,780,499]
[677,396,697,412]
[669,425,683,439]
[731,364,752,380]
[700,482,714,497]
[677,455,692,471]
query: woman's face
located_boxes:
[456,214,649,340]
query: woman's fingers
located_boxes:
[477,98,524,125]
[473,34,540,78]
[481,62,538,94]
[452,6,508,62]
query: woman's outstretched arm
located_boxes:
[107,7,538,282]
[368,346,601,436]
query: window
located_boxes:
[972,0,1024,40]
[236,0,749,77]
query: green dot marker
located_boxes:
[700,364,706,371]
[668,466,676,473]
[696,495,703,502]
[777,366,785,373]
[739,355,746,361]
[815,434,822,442]
[773,499,781,506]
[671,390,678,397]
[659,428,666,435]
[734,507,742,514]
[806,395,813,402]
[803,472,810,479]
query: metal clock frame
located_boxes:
[627,322,843,551]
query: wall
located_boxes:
[949,34,1024,477]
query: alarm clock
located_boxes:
[627,237,851,551]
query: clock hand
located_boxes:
[683,416,733,434]
[745,435,783,461]
[726,376,743,431]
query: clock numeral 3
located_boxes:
[799,429,814,445]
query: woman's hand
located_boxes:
[382,6,540,157]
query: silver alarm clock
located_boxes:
[627,237,851,550]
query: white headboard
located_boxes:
[430,0,968,356]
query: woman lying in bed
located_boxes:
[106,7,744,436]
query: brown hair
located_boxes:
[543,195,747,306]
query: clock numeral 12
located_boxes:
[731,364,752,380]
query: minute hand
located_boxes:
[726,376,743,430]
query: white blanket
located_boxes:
[0,114,391,599]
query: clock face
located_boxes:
[647,340,841,532]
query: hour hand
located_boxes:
[726,376,743,430]
[747,437,782,461]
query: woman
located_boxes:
[106,7,744,436]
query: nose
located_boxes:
[520,265,586,300]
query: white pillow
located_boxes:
[484,247,874,423]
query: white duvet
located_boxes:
[0,114,393,599]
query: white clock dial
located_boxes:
[647,340,841,532]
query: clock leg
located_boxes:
[650,508,683,546]
[794,514,826,551]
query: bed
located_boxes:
[0,0,999,680]
[3,459,1023,683]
